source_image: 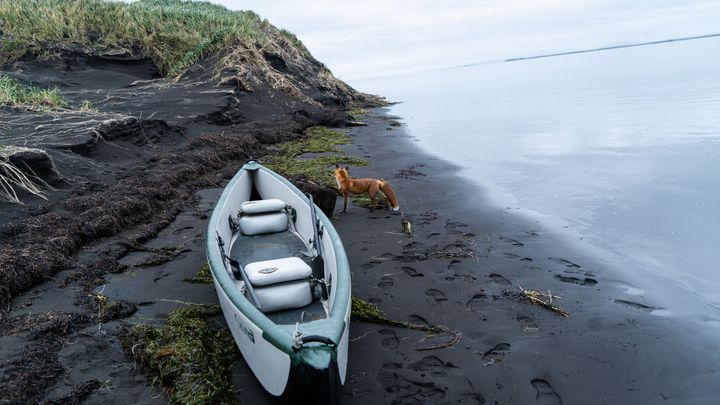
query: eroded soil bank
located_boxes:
[0,43,378,403]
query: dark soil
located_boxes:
[0,46,379,403]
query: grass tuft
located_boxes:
[0,75,67,109]
[265,126,368,188]
[0,0,311,77]
[119,304,239,404]
[183,262,213,284]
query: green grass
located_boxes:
[0,0,310,76]
[0,75,67,109]
[265,126,368,188]
[184,262,213,284]
[119,305,239,404]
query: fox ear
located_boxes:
[335,164,339,169]
[345,166,349,171]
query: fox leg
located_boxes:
[342,193,349,213]
[368,185,380,211]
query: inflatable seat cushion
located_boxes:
[241,199,286,215]
[245,257,312,286]
[239,211,287,235]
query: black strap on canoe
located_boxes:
[217,233,261,309]
[217,234,242,280]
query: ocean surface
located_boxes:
[353,37,720,318]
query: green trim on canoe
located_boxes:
[206,161,350,356]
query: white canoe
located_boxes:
[206,161,351,403]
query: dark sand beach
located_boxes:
[4,105,720,403]
[1,3,719,404]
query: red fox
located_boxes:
[334,164,400,212]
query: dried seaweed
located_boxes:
[518,286,570,317]
[351,295,461,351]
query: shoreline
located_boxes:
[334,109,720,404]
[1,106,719,403]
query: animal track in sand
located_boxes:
[530,379,563,404]
[482,342,511,364]
[425,288,448,304]
[548,257,581,268]
[448,259,462,269]
[401,266,424,277]
[378,276,394,289]
[488,273,511,285]
[555,275,597,286]
[379,329,399,349]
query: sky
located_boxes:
[214,0,720,81]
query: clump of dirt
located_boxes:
[0,310,93,403]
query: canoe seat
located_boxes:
[238,199,289,236]
[244,257,313,313]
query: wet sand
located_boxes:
[110,109,720,404]
[3,104,720,403]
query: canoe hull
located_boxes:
[207,162,351,401]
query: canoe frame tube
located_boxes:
[206,161,351,360]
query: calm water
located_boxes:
[354,37,720,314]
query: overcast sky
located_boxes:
[211,0,720,81]
[121,1,718,81]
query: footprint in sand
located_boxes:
[361,260,382,270]
[500,236,524,247]
[448,259,462,269]
[401,266,424,278]
[466,292,488,310]
[408,355,457,376]
[425,288,448,304]
[530,379,563,405]
[407,314,429,325]
[517,315,539,331]
[379,329,399,349]
[378,276,394,289]
[482,342,511,364]
[172,225,194,234]
[614,299,662,311]
[555,275,597,286]
[488,273,511,285]
[548,257,581,269]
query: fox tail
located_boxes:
[379,180,400,211]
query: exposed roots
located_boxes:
[0,159,49,204]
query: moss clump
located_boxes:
[0,0,309,76]
[184,262,213,284]
[119,305,239,404]
[265,126,368,188]
[351,195,390,210]
[0,75,67,109]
